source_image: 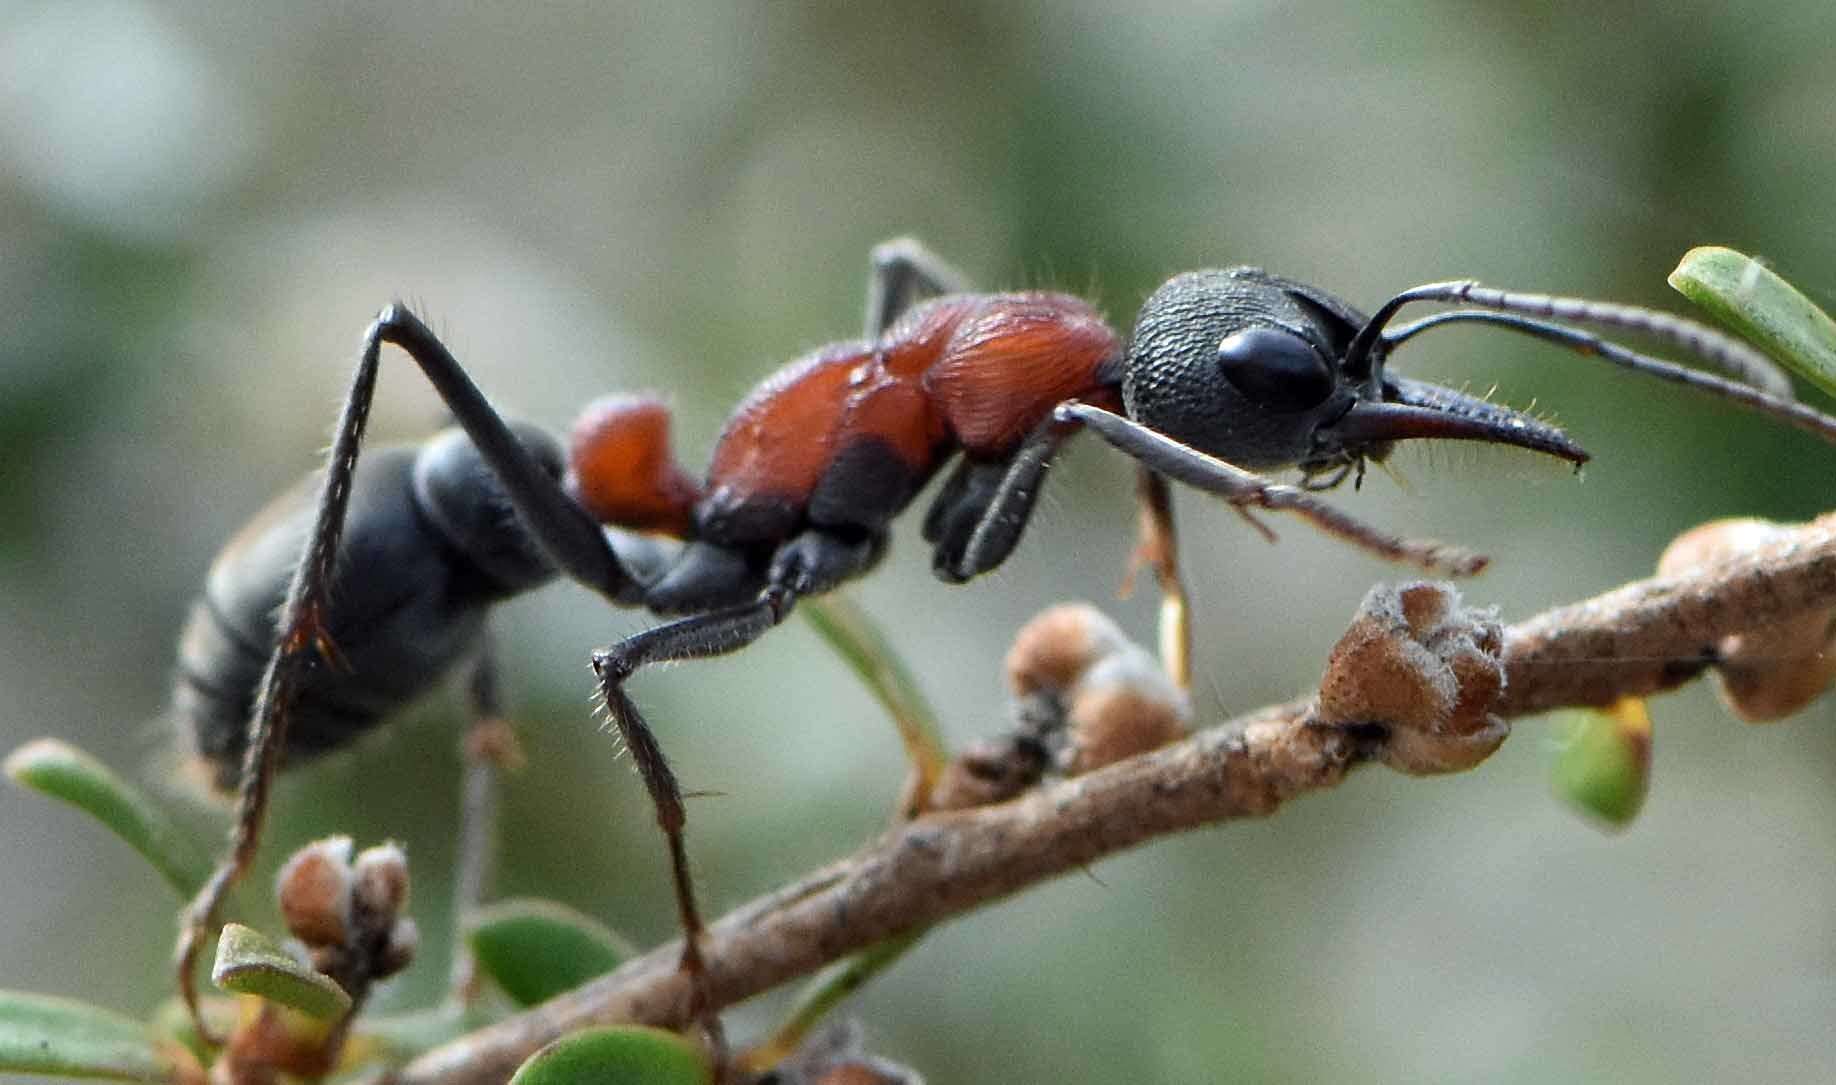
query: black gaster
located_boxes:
[176,424,569,786]
[175,448,499,784]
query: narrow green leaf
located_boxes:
[211,924,351,1021]
[466,899,635,1007]
[4,738,211,898]
[1669,246,1836,399]
[358,1002,497,1060]
[802,595,949,796]
[0,990,196,1082]
[509,1026,710,1085]
[1552,698,1652,829]
[745,932,923,1073]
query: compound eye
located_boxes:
[1216,327,1335,412]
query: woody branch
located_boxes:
[397,514,1836,1085]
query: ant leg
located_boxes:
[864,237,971,338]
[591,530,878,1029]
[450,631,520,1001]
[590,586,796,1048]
[941,402,1489,584]
[1123,469,1192,690]
[931,415,1077,582]
[175,316,387,1038]
[176,305,635,1039]
[366,306,637,601]
[807,238,969,812]
[1061,402,1489,576]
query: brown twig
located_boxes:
[395,513,1836,1085]
[1500,512,1836,714]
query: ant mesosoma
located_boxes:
[170,238,1836,1041]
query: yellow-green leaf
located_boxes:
[1552,698,1652,829]
[4,738,210,898]
[509,1026,710,1085]
[1669,246,1836,399]
[211,924,351,1021]
[802,595,948,800]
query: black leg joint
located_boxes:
[590,647,632,684]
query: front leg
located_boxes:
[1064,403,1489,576]
[935,401,1490,585]
[1126,469,1192,690]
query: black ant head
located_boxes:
[1122,268,1587,485]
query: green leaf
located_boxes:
[147,997,236,1065]
[357,1002,496,1061]
[466,899,635,1006]
[0,990,198,1082]
[802,595,949,799]
[1669,246,1836,399]
[4,738,211,898]
[1551,698,1652,829]
[211,924,351,1021]
[744,932,923,1073]
[509,1026,710,1085]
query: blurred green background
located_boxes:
[4,3,1835,1082]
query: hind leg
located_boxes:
[175,306,635,1039]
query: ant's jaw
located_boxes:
[1318,376,1590,467]
[1296,454,1372,492]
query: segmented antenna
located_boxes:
[1338,280,1836,447]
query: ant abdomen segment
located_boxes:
[175,425,561,785]
[413,422,568,595]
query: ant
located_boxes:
[169,238,1836,1047]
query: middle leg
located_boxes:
[863,236,970,338]
[592,588,795,988]
[590,529,883,1018]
